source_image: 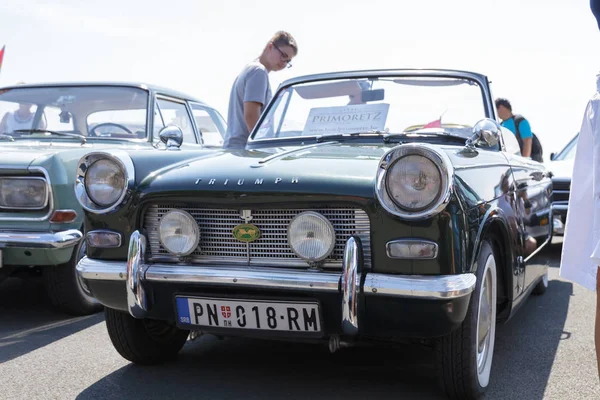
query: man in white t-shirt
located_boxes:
[222,31,298,149]
[0,103,45,133]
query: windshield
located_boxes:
[252,76,487,141]
[554,134,578,160]
[0,86,149,140]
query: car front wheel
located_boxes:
[44,238,103,316]
[436,239,498,399]
[105,308,190,365]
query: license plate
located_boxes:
[175,296,321,333]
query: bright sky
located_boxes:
[0,0,598,154]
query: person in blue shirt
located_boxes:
[592,0,600,31]
[495,98,533,158]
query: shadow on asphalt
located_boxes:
[76,336,446,400]
[485,240,572,399]
[0,277,104,364]
[75,242,571,400]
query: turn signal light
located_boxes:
[50,210,77,223]
[386,239,438,260]
[86,230,122,248]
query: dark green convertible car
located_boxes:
[75,69,552,399]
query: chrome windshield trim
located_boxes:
[0,229,81,249]
[364,273,476,300]
[145,265,341,292]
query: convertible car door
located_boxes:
[505,154,552,294]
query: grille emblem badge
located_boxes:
[233,210,260,243]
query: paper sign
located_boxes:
[302,103,390,135]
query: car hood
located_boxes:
[138,143,387,200]
[0,140,151,168]
[137,142,505,203]
[546,159,574,180]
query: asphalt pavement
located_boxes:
[1,238,599,400]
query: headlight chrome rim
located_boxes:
[376,144,453,220]
[158,209,200,256]
[287,211,336,262]
[84,159,126,207]
[0,176,49,210]
[75,151,134,214]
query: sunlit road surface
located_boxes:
[1,238,599,399]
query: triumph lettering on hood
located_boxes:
[194,177,299,185]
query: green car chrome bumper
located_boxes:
[0,229,82,266]
[0,229,82,249]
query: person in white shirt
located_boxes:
[0,102,45,133]
[559,72,600,377]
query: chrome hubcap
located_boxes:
[475,252,496,387]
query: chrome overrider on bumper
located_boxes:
[0,229,82,249]
[76,230,477,335]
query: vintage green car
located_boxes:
[75,69,552,399]
[0,82,225,315]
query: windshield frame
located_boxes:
[553,133,578,161]
[0,84,153,143]
[247,69,496,148]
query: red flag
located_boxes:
[423,118,441,128]
[0,46,5,73]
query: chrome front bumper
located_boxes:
[551,203,568,235]
[77,230,477,334]
[0,229,82,249]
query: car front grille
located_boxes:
[143,205,371,270]
[552,179,570,203]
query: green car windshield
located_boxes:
[0,86,149,140]
[252,76,487,142]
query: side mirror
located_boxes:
[459,118,501,157]
[550,152,556,161]
[159,125,183,150]
[470,118,501,147]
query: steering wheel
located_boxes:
[89,122,132,137]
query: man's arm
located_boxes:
[517,119,534,158]
[522,137,532,157]
[242,67,269,134]
[243,101,263,133]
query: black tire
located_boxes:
[44,238,103,316]
[105,308,190,365]
[436,239,498,400]
[532,271,548,295]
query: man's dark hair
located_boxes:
[270,31,298,55]
[495,98,512,111]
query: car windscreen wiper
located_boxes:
[383,130,468,143]
[315,130,386,143]
[13,129,87,144]
[0,133,14,141]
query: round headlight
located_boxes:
[85,159,126,207]
[385,154,442,211]
[288,212,336,262]
[159,210,200,256]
